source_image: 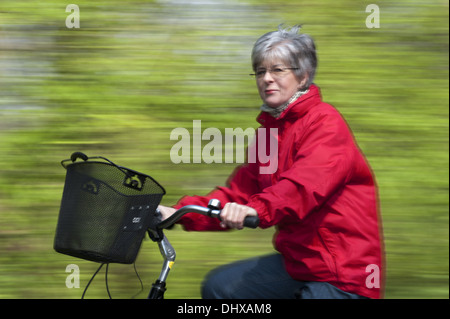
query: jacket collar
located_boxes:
[257,84,322,126]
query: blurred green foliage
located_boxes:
[0,0,448,298]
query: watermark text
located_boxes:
[365,264,380,289]
[365,4,380,28]
[65,264,80,288]
[170,120,278,174]
[66,4,80,29]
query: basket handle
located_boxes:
[61,152,134,180]
[70,151,88,162]
[60,151,166,194]
[62,152,125,173]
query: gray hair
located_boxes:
[251,24,317,88]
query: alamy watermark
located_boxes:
[365,264,381,289]
[170,120,278,174]
[65,264,80,288]
[64,4,380,30]
[64,262,380,290]
[365,4,380,28]
[65,4,380,30]
[65,4,80,29]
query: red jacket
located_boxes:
[174,85,384,298]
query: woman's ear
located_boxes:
[298,74,309,90]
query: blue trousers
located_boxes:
[201,254,367,299]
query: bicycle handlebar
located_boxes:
[156,201,260,230]
[147,200,259,299]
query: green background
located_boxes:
[0,0,448,298]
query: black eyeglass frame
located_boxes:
[249,67,299,78]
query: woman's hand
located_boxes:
[157,205,176,221]
[219,202,258,230]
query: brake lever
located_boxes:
[148,208,164,242]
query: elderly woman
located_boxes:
[159,25,384,299]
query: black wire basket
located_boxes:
[54,152,166,264]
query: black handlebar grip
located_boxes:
[243,215,260,229]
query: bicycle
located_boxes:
[54,152,259,299]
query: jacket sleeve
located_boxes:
[174,159,261,231]
[246,109,356,228]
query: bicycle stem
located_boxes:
[156,235,176,282]
[147,234,176,299]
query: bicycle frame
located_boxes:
[146,199,259,299]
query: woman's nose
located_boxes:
[263,71,275,82]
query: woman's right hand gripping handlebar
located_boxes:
[219,202,258,230]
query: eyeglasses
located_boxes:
[249,67,299,79]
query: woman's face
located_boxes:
[255,60,307,108]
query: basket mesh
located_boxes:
[54,160,165,264]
